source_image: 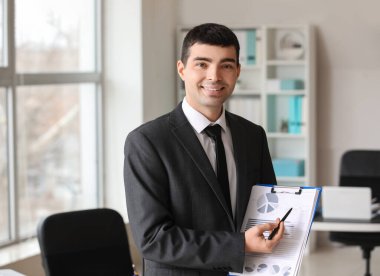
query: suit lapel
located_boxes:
[227,112,252,231]
[169,104,234,227]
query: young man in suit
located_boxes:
[124,23,285,276]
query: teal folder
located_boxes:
[288,96,302,134]
[246,30,256,65]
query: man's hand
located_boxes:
[244,218,285,253]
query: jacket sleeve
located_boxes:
[123,129,245,273]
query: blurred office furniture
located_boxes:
[313,215,380,232]
[37,208,135,276]
[0,269,25,276]
[329,150,380,276]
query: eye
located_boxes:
[195,62,208,69]
[222,63,235,70]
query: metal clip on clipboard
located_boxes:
[271,185,302,195]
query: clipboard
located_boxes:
[232,184,321,276]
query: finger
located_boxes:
[268,218,281,230]
[271,221,285,241]
[278,221,285,237]
[257,222,275,233]
[270,218,280,229]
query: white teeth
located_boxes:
[203,87,222,91]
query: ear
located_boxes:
[236,63,241,78]
[177,60,185,81]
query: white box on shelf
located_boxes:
[228,98,261,125]
[266,79,281,92]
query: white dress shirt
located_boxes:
[182,97,237,217]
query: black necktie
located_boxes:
[204,125,232,215]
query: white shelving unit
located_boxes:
[263,25,315,187]
[176,25,316,188]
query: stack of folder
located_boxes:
[235,29,258,66]
[288,96,303,134]
[273,158,305,177]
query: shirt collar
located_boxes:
[182,97,228,134]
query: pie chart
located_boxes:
[271,265,280,274]
[244,265,255,272]
[257,192,279,213]
[281,266,292,276]
[257,264,268,273]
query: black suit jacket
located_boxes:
[124,103,276,276]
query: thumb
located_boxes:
[257,221,278,233]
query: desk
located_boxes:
[312,215,380,232]
[0,270,25,276]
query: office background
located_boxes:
[1,0,380,274]
[105,0,380,217]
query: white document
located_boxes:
[231,185,321,276]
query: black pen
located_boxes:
[268,207,293,240]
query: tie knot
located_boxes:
[204,124,222,140]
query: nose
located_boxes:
[207,66,221,81]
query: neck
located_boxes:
[202,107,223,122]
[185,98,223,122]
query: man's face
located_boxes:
[177,43,240,120]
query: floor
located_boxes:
[299,245,380,276]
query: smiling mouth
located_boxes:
[201,86,225,92]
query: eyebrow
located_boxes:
[192,57,237,63]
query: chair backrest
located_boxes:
[339,150,380,201]
[37,208,134,276]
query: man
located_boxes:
[124,23,284,276]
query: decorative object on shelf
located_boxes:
[275,30,305,60]
[266,79,304,92]
[273,158,305,177]
[266,79,281,92]
[280,119,289,133]
[281,79,304,90]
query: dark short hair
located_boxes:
[180,23,240,65]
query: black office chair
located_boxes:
[37,208,135,276]
[330,150,380,276]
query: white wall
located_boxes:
[142,0,177,121]
[104,0,177,218]
[104,0,143,218]
[177,0,380,188]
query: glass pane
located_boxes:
[0,0,5,66]
[0,88,9,243]
[16,0,96,72]
[16,84,98,237]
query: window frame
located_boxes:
[0,0,104,247]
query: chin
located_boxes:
[202,98,228,107]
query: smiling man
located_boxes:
[124,23,284,276]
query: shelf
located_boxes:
[233,90,261,97]
[266,90,306,96]
[240,65,261,70]
[267,60,306,66]
[267,133,306,139]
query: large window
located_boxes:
[0,88,8,244]
[0,0,102,246]
[0,0,5,66]
[16,0,96,72]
